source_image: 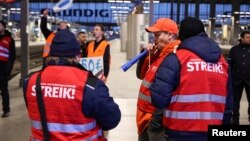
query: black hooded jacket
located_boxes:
[0,30,16,76]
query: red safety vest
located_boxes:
[163,49,229,132]
[26,66,104,141]
[0,36,11,62]
[43,33,55,58]
[87,40,109,57]
[136,40,180,134]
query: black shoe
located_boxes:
[2,112,10,118]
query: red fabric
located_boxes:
[0,0,16,3]
[0,36,11,62]
[137,40,181,133]
[26,66,103,140]
[163,49,229,132]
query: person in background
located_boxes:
[23,29,121,141]
[77,31,88,57]
[136,18,180,141]
[0,20,16,118]
[228,30,250,125]
[40,8,69,66]
[87,24,110,83]
[150,17,233,141]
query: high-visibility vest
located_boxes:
[136,40,180,134]
[26,66,104,141]
[0,36,11,62]
[87,40,109,57]
[163,49,229,132]
[43,33,55,58]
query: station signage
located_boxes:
[49,9,110,18]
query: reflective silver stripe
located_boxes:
[86,84,95,90]
[142,80,151,88]
[83,130,103,141]
[31,130,103,141]
[31,120,96,133]
[31,138,41,141]
[0,46,9,53]
[0,52,9,58]
[45,43,51,46]
[43,50,49,53]
[138,92,151,103]
[164,110,223,120]
[171,94,226,104]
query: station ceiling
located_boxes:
[28,0,250,4]
[0,0,249,4]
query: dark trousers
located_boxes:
[232,81,250,122]
[0,68,10,113]
[138,109,168,141]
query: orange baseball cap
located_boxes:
[146,18,178,34]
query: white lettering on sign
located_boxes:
[186,59,224,74]
[31,83,76,100]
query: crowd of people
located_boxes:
[0,7,250,141]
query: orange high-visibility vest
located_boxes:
[87,40,109,57]
[43,32,55,58]
[137,40,181,134]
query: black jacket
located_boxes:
[228,43,250,84]
[0,30,16,76]
[40,16,53,39]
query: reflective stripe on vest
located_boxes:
[164,110,223,120]
[162,49,229,132]
[26,66,103,140]
[43,33,55,57]
[0,46,9,53]
[170,94,226,104]
[31,130,103,141]
[31,120,96,133]
[138,80,152,103]
[0,52,9,58]
[0,36,11,62]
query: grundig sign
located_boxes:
[49,9,110,18]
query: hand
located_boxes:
[101,76,107,83]
[145,43,158,55]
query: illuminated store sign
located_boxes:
[49,9,110,18]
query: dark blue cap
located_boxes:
[50,29,80,57]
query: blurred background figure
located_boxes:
[228,30,250,125]
[0,20,16,118]
[77,31,88,57]
[87,24,110,83]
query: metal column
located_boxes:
[20,0,29,86]
[185,0,189,18]
[149,0,154,25]
[210,0,216,39]
[176,0,180,24]
[230,0,240,45]
[0,6,2,20]
[195,0,200,19]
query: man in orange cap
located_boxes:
[136,18,181,141]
